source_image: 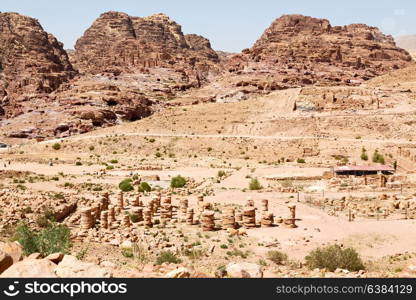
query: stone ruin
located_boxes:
[66,192,300,245]
[303,193,416,221]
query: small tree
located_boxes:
[249,178,263,190]
[119,179,134,192]
[171,175,187,189]
[361,148,368,161]
[267,251,288,265]
[156,251,182,265]
[138,182,152,193]
[35,223,71,256]
[305,245,364,272]
[372,150,385,164]
[217,170,226,178]
[14,222,71,256]
[52,143,61,150]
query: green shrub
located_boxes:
[156,251,182,265]
[249,178,262,190]
[119,179,134,192]
[217,170,226,177]
[372,150,385,164]
[14,223,38,255]
[183,249,205,260]
[36,223,71,256]
[305,245,364,272]
[52,143,61,150]
[297,158,306,164]
[361,148,369,161]
[35,207,56,228]
[15,222,71,256]
[267,250,288,265]
[170,175,187,189]
[122,248,134,258]
[130,214,140,223]
[138,182,152,193]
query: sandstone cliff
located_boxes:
[0,12,75,118]
[227,14,412,87]
[74,11,220,83]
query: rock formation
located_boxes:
[226,14,412,88]
[0,12,75,118]
[74,11,220,84]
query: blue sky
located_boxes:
[1,0,415,52]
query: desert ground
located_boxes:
[2,75,416,277]
[1,11,416,278]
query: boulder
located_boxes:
[0,259,57,278]
[0,241,23,264]
[119,240,133,251]
[165,267,191,278]
[45,253,64,264]
[54,255,112,278]
[0,251,13,274]
[27,253,43,260]
[225,262,263,278]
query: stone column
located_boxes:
[101,193,109,211]
[131,194,141,207]
[222,207,236,229]
[243,206,256,229]
[186,208,194,225]
[289,205,296,219]
[261,212,274,227]
[122,214,131,228]
[246,197,254,207]
[261,199,268,212]
[161,204,173,223]
[197,195,204,214]
[179,199,188,222]
[118,192,124,210]
[201,210,215,231]
[80,208,94,230]
[284,205,297,228]
[100,211,108,229]
[143,208,153,228]
[235,212,243,224]
[108,205,115,224]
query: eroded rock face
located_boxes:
[227,14,412,88]
[0,259,57,278]
[0,12,76,118]
[74,11,220,82]
[54,255,112,278]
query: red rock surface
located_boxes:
[0,12,76,118]
[226,14,412,88]
[74,11,220,85]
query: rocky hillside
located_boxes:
[0,12,76,118]
[74,12,220,84]
[228,15,412,87]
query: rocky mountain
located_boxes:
[1,12,414,140]
[227,15,412,87]
[0,12,76,118]
[74,11,220,85]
